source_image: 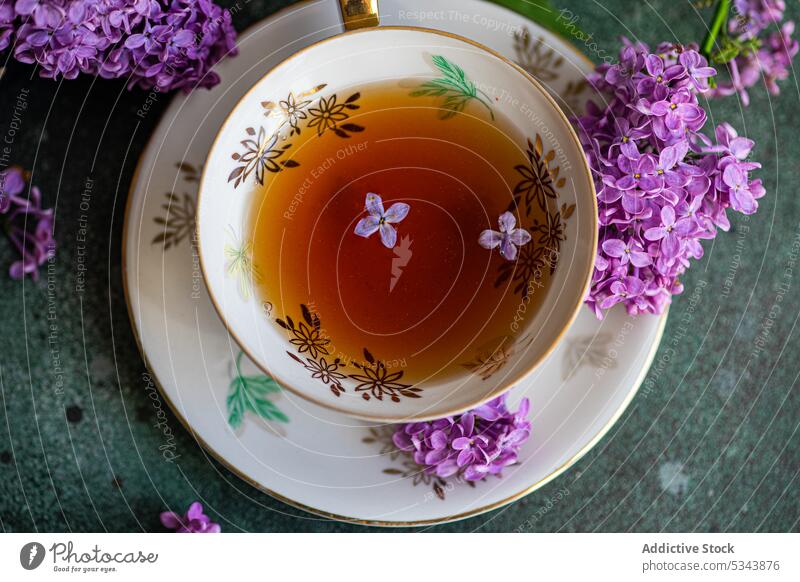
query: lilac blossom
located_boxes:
[160,501,221,533]
[392,394,531,481]
[0,167,55,280]
[0,0,13,51]
[576,41,765,318]
[710,0,798,104]
[5,0,238,93]
[478,211,532,261]
[354,192,410,249]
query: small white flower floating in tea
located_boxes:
[354,193,410,249]
[479,211,532,261]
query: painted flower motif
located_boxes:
[160,502,220,533]
[462,343,514,381]
[533,205,570,254]
[513,135,561,214]
[281,305,344,397]
[349,349,420,402]
[276,304,331,359]
[277,93,311,135]
[479,212,532,261]
[224,227,260,299]
[228,126,297,187]
[308,94,348,135]
[288,321,331,360]
[354,193,410,249]
[152,190,196,251]
[462,335,532,381]
[306,357,346,387]
[288,353,346,397]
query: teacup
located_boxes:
[196,0,597,422]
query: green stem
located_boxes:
[476,90,496,121]
[234,351,244,377]
[702,0,732,59]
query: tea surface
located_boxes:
[250,82,554,384]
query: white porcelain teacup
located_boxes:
[196,1,597,422]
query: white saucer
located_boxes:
[123,0,668,525]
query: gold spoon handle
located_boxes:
[338,0,380,30]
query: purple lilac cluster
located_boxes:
[711,0,798,105]
[392,394,531,481]
[160,501,220,533]
[577,41,764,318]
[0,0,13,51]
[4,0,237,92]
[0,167,55,280]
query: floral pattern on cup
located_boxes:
[362,426,469,501]
[462,131,575,380]
[224,226,260,300]
[513,28,564,83]
[276,304,421,402]
[410,54,494,120]
[349,349,420,402]
[151,162,199,251]
[462,334,534,381]
[227,351,288,430]
[488,133,575,300]
[277,304,343,397]
[229,85,364,188]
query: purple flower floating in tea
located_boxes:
[478,211,531,261]
[354,193,410,249]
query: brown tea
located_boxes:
[249,81,556,384]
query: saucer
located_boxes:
[123,0,668,525]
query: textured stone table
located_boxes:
[0,0,798,532]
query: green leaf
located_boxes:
[411,55,492,120]
[249,397,289,423]
[241,375,282,394]
[490,0,585,41]
[227,352,289,429]
[226,379,246,429]
[712,45,741,64]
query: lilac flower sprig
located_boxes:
[3,0,238,93]
[0,0,13,52]
[577,42,765,318]
[392,394,531,481]
[706,0,798,104]
[0,167,55,280]
[160,501,221,533]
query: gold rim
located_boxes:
[195,24,599,423]
[122,3,665,526]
